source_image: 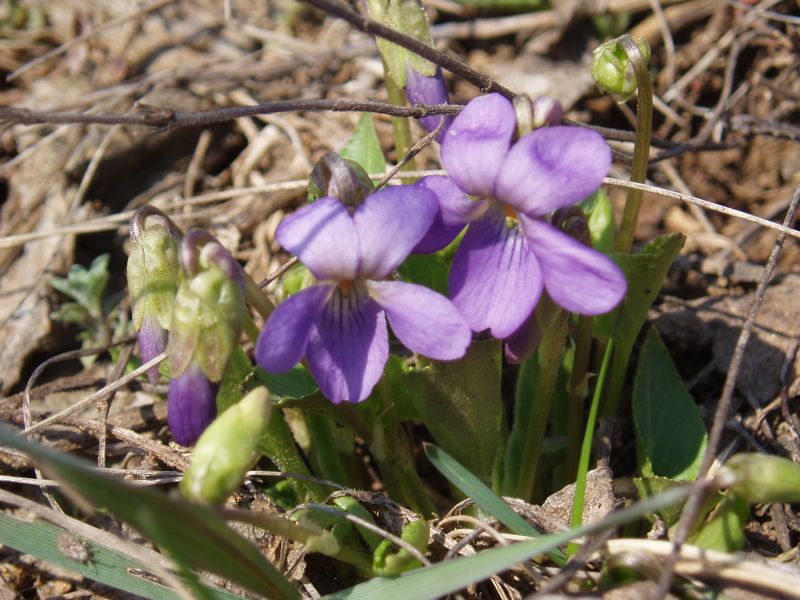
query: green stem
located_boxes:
[384,70,417,173]
[514,309,569,502]
[565,315,592,480]
[614,36,653,254]
[243,273,275,321]
[567,338,614,556]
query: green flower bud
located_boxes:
[372,519,429,576]
[180,386,272,504]
[167,230,245,382]
[127,208,181,332]
[591,36,651,102]
[719,453,800,504]
[367,0,435,86]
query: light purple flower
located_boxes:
[406,65,453,142]
[256,186,472,404]
[421,93,626,348]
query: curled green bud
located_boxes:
[719,453,800,504]
[127,207,181,333]
[168,230,245,382]
[181,386,272,504]
[372,519,429,576]
[367,0,435,86]
[309,152,374,207]
[591,35,651,102]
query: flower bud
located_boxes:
[180,387,272,503]
[309,152,374,207]
[168,363,217,446]
[168,231,245,382]
[719,453,800,504]
[127,207,181,382]
[405,65,453,141]
[591,36,651,102]
[532,96,564,129]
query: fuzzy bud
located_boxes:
[180,387,272,502]
[591,36,651,102]
[719,453,800,504]
[309,152,374,207]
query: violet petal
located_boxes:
[138,315,167,384]
[256,284,334,373]
[368,280,471,360]
[522,216,626,315]
[441,94,515,198]
[353,185,438,279]
[276,197,360,280]
[413,176,485,253]
[168,363,217,446]
[305,286,388,404]
[450,207,543,339]
[503,311,542,364]
[405,65,453,142]
[494,126,611,216]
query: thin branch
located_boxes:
[300,0,514,98]
[0,99,461,129]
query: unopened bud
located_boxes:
[591,36,651,102]
[168,230,245,382]
[309,152,374,207]
[553,206,591,246]
[127,207,181,382]
[532,96,563,128]
[372,519,429,576]
[181,387,272,503]
[168,363,217,446]
[719,453,800,504]
[406,65,453,142]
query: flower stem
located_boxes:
[383,70,417,174]
[614,36,653,254]
[243,273,275,321]
[567,338,614,556]
[565,315,592,480]
[513,307,569,502]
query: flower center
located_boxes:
[503,204,520,228]
[338,280,353,296]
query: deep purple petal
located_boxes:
[441,94,515,198]
[138,316,167,384]
[256,284,334,372]
[406,65,453,142]
[413,176,485,253]
[306,286,388,404]
[367,280,471,360]
[522,217,626,315]
[276,197,359,280]
[168,363,217,446]
[450,207,543,339]
[353,185,438,279]
[503,311,542,364]
[494,126,611,216]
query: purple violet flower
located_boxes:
[419,93,626,350]
[256,186,472,404]
[405,65,453,142]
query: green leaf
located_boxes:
[632,476,685,527]
[410,340,504,485]
[373,519,429,576]
[0,512,240,600]
[340,113,386,175]
[689,493,748,552]
[398,254,449,296]
[425,445,544,539]
[597,233,685,415]
[586,189,615,254]
[633,327,707,480]
[258,365,319,400]
[321,483,693,600]
[49,254,110,321]
[0,425,298,600]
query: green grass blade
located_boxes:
[424,444,565,564]
[0,512,241,600]
[0,424,298,600]
[322,484,693,600]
